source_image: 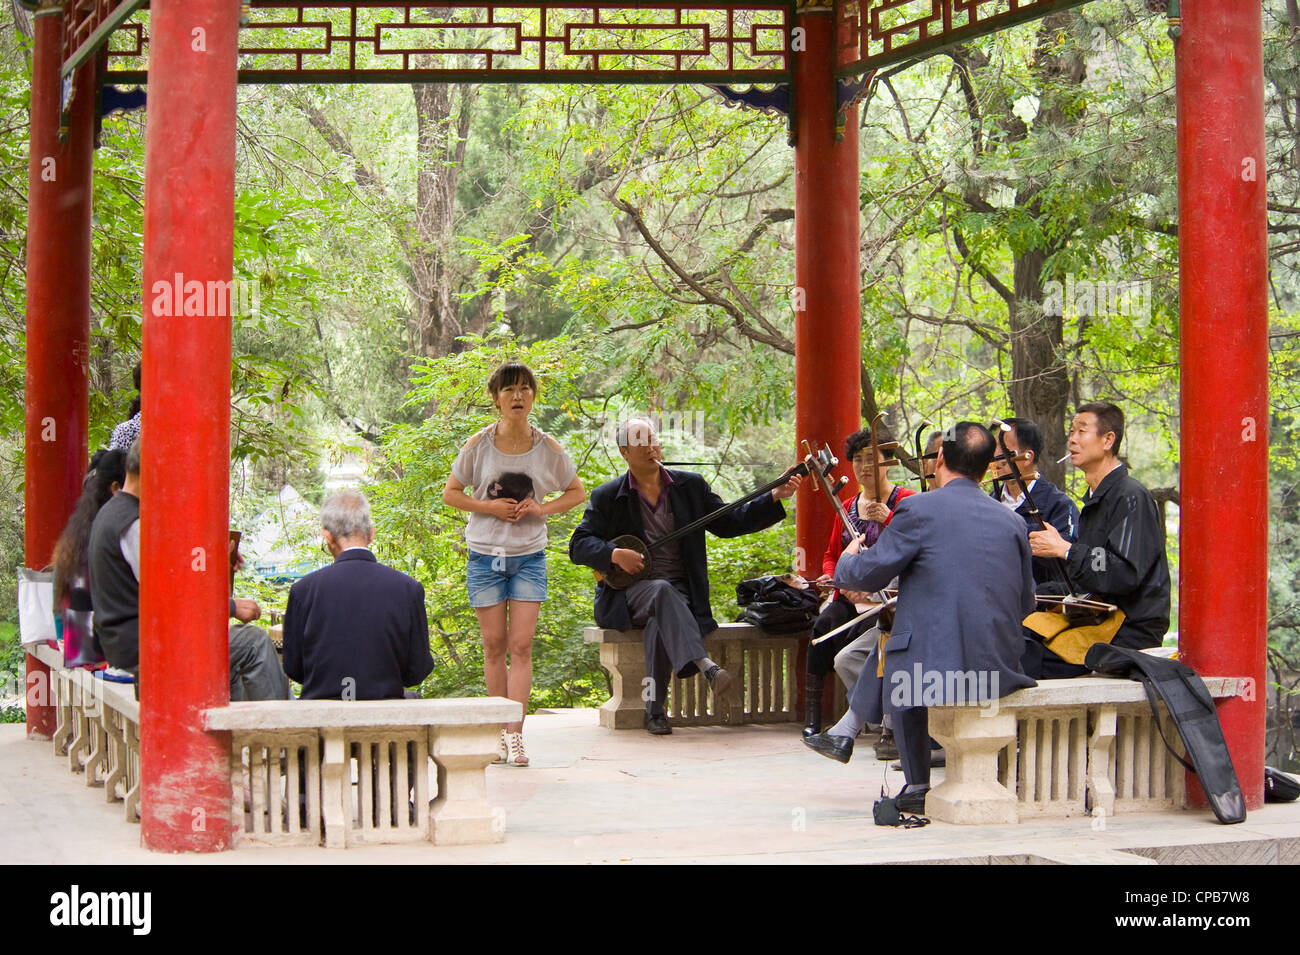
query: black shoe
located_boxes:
[802,675,824,739]
[704,664,734,698]
[802,732,854,764]
[897,785,930,814]
[645,714,672,735]
[890,748,946,771]
[874,728,899,761]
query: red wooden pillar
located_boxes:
[793,6,861,571]
[24,5,94,739]
[1175,0,1268,808]
[792,7,860,714]
[138,0,240,851]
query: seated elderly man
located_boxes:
[282,489,435,700]
[569,418,800,735]
[89,437,287,700]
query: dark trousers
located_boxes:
[807,595,861,678]
[625,578,707,717]
[894,706,931,789]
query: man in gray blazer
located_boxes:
[803,422,1036,812]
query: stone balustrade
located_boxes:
[924,675,1248,825]
[583,621,806,728]
[34,642,141,824]
[33,642,519,849]
[203,697,520,848]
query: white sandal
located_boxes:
[505,731,529,767]
[494,729,507,764]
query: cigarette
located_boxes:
[1056,452,1072,464]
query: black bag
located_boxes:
[1084,643,1246,825]
[735,575,821,634]
[1265,767,1300,803]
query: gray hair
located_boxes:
[320,490,372,541]
[126,437,142,476]
[616,417,657,448]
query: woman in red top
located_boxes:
[803,429,915,738]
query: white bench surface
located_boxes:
[34,642,139,720]
[945,675,1244,708]
[203,697,521,731]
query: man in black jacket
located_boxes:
[283,490,434,700]
[569,419,800,734]
[988,417,1080,586]
[1025,402,1171,678]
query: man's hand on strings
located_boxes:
[1029,522,1071,559]
[611,548,645,574]
[771,471,803,501]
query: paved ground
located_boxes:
[5,709,1299,864]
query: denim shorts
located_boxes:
[466,549,548,607]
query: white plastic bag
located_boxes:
[17,568,56,649]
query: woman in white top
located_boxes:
[442,362,585,766]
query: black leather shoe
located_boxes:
[891,748,946,771]
[645,714,672,735]
[897,785,930,814]
[874,728,899,761]
[802,732,854,764]
[704,664,734,698]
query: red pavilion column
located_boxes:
[138,0,240,851]
[1175,1,1268,808]
[23,4,94,739]
[792,6,861,715]
[793,5,861,572]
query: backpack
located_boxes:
[735,575,820,634]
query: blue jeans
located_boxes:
[466,549,547,607]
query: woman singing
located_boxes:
[443,362,585,766]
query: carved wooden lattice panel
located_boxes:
[74,3,792,84]
[836,0,1091,76]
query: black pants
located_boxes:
[807,595,870,678]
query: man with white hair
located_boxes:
[282,489,434,700]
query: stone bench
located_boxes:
[33,643,142,824]
[924,675,1249,825]
[203,697,521,848]
[584,621,808,728]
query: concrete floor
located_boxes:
[5,709,1300,864]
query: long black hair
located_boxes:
[51,449,127,606]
